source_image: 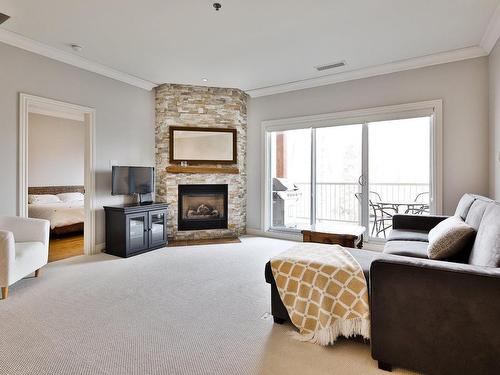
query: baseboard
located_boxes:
[167,237,241,247]
[246,228,302,242]
[95,243,105,253]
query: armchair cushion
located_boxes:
[12,242,46,283]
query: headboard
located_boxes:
[28,186,85,195]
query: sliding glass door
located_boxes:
[266,104,438,242]
[315,125,363,226]
[367,117,431,239]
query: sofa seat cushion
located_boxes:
[383,240,429,259]
[387,229,428,242]
[469,203,500,267]
[265,247,379,290]
[427,216,475,260]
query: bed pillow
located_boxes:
[28,194,61,204]
[57,192,84,203]
[427,216,475,260]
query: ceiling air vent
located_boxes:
[0,13,10,25]
[315,60,346,72]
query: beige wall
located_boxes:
[28,113,85,187]
[489,40,500,200]
[0,42,155,246]
[247,57,490,229]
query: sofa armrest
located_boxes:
[0,216,50,247]
[370,254,500,375]
[392,214,448,232]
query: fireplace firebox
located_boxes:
[178,184,228,231]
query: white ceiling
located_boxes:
[1,0,499,94]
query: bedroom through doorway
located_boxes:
[19,94,96,260]
[27,110,85,261]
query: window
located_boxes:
[263,101,442,241]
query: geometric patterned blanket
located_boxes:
[270,243,370,346]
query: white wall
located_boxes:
[28,113,85,187]
[247,57,490,229]
[0,42,155,246]
[489,40,500,200]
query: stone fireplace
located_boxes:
[155,84,248,240]
[178,184,228,231]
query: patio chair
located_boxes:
[407,192,430,215]
[355,191,394,237]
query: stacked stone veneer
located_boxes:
[155,84,248,240]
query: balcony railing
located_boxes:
[294,182,429,223]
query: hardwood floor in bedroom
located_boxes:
[48,234,84,262]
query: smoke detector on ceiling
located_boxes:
[315,60,347,72]
[0,12,10,25]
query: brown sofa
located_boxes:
[264,194,500,375]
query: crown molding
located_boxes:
[246,46,488,98]
[0,28,157,91]
[480,3,500,53]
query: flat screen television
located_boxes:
[112,166,154,202]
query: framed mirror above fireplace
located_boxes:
[169,126,237,164]
[178,184,228,231]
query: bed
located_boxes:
[28,186,85,236]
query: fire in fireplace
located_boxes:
[178,184,228,231]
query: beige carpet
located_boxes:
[0,236,419,375]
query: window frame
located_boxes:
[260,100,443,235]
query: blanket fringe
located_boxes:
[291,317,371,346]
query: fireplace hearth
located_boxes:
[178,184,228,231]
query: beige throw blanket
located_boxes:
[270,243,370,345]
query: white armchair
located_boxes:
[0,216,50,299]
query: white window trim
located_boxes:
[260,100,443,233]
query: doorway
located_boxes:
[19,94,96,256]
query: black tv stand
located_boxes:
[104,202,169,258]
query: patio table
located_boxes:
[376,201,428,214]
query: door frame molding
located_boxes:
[260,100,443,233]
[19,93,97,255]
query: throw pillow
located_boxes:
[427,216,475,260]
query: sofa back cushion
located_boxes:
[468,203,500,267]
[465,198,491,231]
[454,194,477,220]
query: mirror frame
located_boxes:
[169,126,237,164]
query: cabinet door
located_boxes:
[149,209,167,247]
[126,212,149,253]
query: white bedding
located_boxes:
[28,201,85,229]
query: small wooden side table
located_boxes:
[301,223,366,249]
